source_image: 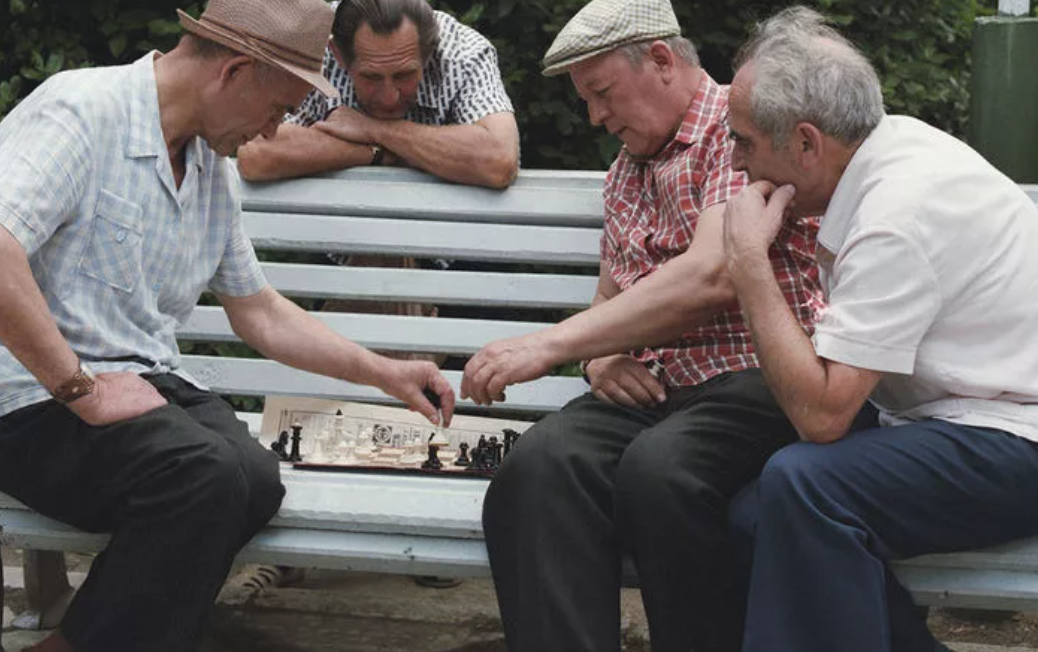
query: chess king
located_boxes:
[0,0,453,650]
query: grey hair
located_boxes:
[333,0,440,66]
[620,36,700,69]
[735,5,884,147]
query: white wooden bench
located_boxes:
[1,168,1038,636]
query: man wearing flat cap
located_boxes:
[461,0,822,650]
[0,0,454,650]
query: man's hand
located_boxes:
[378,359,456,427]
[461,334,560,406]
[67,372,168,427]
[723,181,796,270]
[586,354,666,409]
[314,107,379,146]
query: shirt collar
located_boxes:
[126,51,205,173]
[817,115,890,255]
[673,72,724,147]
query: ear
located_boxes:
[648,41,677,83]
[216,54,256,91]
[794,122,825,169]
[329,39,347,69]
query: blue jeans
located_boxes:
[730,419,1038,652]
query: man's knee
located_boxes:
[614,434,719,519]
[755,442,834,507]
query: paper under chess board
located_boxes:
[260,396,535,476]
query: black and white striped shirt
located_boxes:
[287,10,514,127]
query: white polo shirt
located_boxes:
[814,115,1038,442]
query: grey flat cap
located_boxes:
[542,0,681,76]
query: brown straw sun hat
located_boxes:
[178,0,336,96]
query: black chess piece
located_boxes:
[454,442,471,467]
[287,423,303,462]
[502,428,521,458]
[488,436,501,468]
[270,430,290,461]
[422,442,443,471]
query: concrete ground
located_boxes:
[2,556,1037,651]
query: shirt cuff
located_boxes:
[812,328,916,375]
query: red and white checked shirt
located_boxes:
[602,73,824,388]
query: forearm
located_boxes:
[236,124,375,181]
[553,263,734,363]
[731,253,851,442]
[0,230,79,391]
[372,119,518,189]
[226,289,391,390]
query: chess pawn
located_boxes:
[454,442,471,467]
[309,423,333,463]
[400,431,425,465]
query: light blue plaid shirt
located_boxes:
[0,53,267,417]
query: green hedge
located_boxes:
[1,0,1008,170]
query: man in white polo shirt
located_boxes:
[722,6,1038,652]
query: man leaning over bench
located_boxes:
[723,7,1038,652]
[460,0,822,650]
[0,0,453,651]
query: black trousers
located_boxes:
[482,369,798,652]
[0,374,284,652]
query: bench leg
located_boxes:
[12,551,74,631]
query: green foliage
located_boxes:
[431,0,990,169]
[0,0,1006,169]
[0,0,194,117]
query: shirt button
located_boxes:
[115,229,127,243]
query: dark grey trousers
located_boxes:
[482,368,799,652]
[0,374,284,652]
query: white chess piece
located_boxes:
[356,425,376,456]
[309,422,333,463]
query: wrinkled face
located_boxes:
[346,19,423,120]
[205,60,310,157]
[727,65,800,189]
[569,48,678,157]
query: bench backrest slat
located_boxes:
[180,306,553,355]
[181,355,585,414]
[245,214,601,266]
[258,263,597,309]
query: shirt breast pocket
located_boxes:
[78,189,144,294]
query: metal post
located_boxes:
[969,1,1038,182]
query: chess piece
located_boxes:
[270,430,290,461]
[488,435,502,468]
[288,423,304,462]
[422,435,443,471]
[502,428,521,458]
[454,442,471,467]
[310,423,334,463]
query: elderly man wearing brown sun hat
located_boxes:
[0,0,455,651]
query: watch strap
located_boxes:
[51,363,96,404]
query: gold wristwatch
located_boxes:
[51,362,96,404]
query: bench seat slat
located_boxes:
[180,356,586,415]
[180,307,554,355]
[257,263,597,309]
[246,213,601,266]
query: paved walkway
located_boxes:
[2,565,1036,651]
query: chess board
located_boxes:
[293,446,495,478]
[262,397,533,479]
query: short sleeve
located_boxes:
[812,226,941,374]
[699,123,746,210]
[208,175,267,297]
[0,97,92,255]
[450,42,514,125]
